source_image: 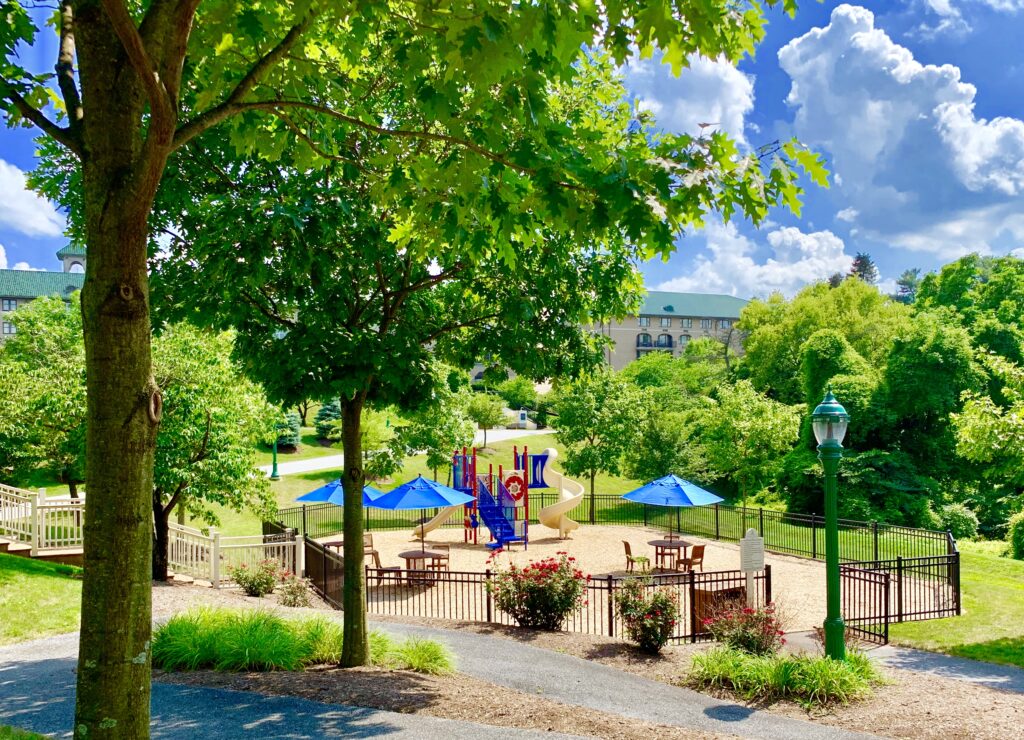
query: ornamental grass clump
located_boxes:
[488,552,588,630]
[152,608,453,674]
[614,578,679,654]
[688,646,884,707]
[703,602,785,656]
[228,559,281,597]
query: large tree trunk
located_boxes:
[339,392,368,666]
[153,494,170,581]
[68,479,79,499]
[73,9,170,736]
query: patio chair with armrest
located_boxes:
[428,544,450,573]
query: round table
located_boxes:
[647,539,693,571]
[398,549,448,572]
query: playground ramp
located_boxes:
[412,505,461,540]
[537,449,584,538]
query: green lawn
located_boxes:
[253,428,341,466]
[0,726,48,740]
[889,541,1024,668]
[0,553,81,645]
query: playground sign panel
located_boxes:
[740,528,765,607]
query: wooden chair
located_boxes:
[623,541,649,573]
[654,545,678,572]
[370,550,402,585]
[679,544,706,572]
[664,533,681,541]
[363,532,375,553]
[428,544,451,573]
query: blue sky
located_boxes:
[2,2,1024,297]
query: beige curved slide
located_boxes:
[413,505,462,540]
[537,448,584,539]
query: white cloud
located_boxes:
[778,4,1024,258]
[624,54,755,144]
[0,243,6,269]
[836,208,859,222]
[0,159,65,238]
[655,221,853,298]
[0,243,44,271]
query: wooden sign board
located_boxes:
[740,528,765,573]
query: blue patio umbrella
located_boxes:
[295,480,385,506]
[368,475,475,552]
[622,474,723,535]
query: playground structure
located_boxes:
[412,446,583,549]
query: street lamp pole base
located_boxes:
[823,616,846,661]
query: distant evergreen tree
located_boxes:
[849,252,879,284]
[894,268,922,304]
[827,272,844,288]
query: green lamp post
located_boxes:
[270,423,284,482]
[812,387,850,661]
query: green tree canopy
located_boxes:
[552,368,648,516]
[466,394,507,450]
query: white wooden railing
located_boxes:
[168,523,298,588]
[0,484,85,554]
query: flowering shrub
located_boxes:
[229,559,280,597]
[488,552,587,630]
[614,578,679,654]
[277,573,313,608]
[703,602,785,656]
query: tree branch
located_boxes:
[162,481,187,516]
[172,12,316,149]
[1,87,82,156]
[188,410,213,464]
[100,0,175,127]
[55,2,83,135]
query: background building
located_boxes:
[0,248,86,340]
[594,290,747,370]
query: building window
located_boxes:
[636,333,652,348]
[638,316,650,327]
[719,319,732,329]
[1,299,15,312]
[656,333,673,348]
[680,318,692,328]
[2,322,15,335]
[680,334,690,346]
[700,318,712,330]
[659,317,672,328]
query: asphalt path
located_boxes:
[0,633,581,739]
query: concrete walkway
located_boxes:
[0,633,579,739]
[258,428,552,477]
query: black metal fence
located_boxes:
[304,536,344,610]
[841,552,961,645]
[354,554,770,643]
[276,495,955,564]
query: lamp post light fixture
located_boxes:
[270,424,284,482]
[812,387,850,661]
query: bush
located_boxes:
[153,608,453,674]
[1008,511,1024,560]
[314,399,341,439]
[229,559,280,597]
[688,646,883,707]
[276,411,301,449]
[703,602,785,656]
[277,574,313,607]
[940,503,979,540]
[488,552,587,630]
[614,578,679,654]
[497,376,538,411]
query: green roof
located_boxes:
[640,291,748,319]
[0,269,84,300]
[56,244,87,258]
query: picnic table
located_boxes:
[648,538,693,571]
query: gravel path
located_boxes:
[0,633,582,739]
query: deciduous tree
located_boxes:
[3,2,819,729]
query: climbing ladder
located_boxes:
[476,477,525,550]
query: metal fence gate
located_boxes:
[840,564,891,644]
